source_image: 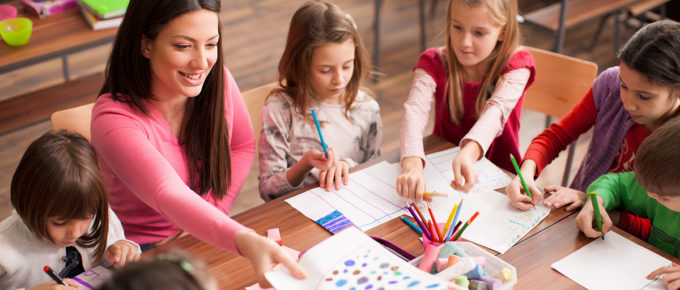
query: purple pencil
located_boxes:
[404,202,431,241]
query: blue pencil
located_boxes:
[310,109,328,157]
[445,200,463,241]
[401,216,423,235]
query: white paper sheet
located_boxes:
[265,227,450,290]
[551,231,671,290]
[286,147,549,253]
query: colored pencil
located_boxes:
[590,192,605,240]
[452,211,479,241]
[510,154,534,206]
[423,192,448,197]
[447,221,463,242]
[427,203,442,242]
[401,216,423,235]
[441,203,459,241]
[405,202,430,240]
[310,109,328,157]
[449,200,464,237]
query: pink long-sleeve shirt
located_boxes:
[91,67,254,253]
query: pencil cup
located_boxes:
[422,222,447,251]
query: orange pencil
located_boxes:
[427,203,442,242]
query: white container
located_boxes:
[410,242,517,290]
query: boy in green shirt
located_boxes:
[577,116,680,289]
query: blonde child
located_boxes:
[258,1,382,201]
[0,131,140,290]
[99,250,216,290]
[576,116,680,289]
[507,20,680,224]
[398,0,534,200]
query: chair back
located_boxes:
[50,103,95,141]
[243,82,279,151]
[523,46,598,118]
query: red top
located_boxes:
[523,87,652,241]
[416,49,535,172]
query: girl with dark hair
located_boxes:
[91,0,305,287]
[507,20,680,241]
[0,131,139,289]
[258,1,382,201]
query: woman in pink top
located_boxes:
[91,0,305,287]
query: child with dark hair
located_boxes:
[508,20,680,216]
[0,131,139,290]
[576,116,680,288]
[98,250,216,290]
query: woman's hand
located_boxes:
[506,160,543,210]
[450,142,483,193]
[397,156,426,202]
[319,160,350,191]
[543,185,587,211]
[105,240,141,268]
[575,194,613,238]
[235,230,307,288]
[647,263,680,290]
[28,279,78,290]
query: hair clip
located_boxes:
[345,13,358,30]
[156,254,193,272]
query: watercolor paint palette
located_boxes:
[266,227,450,289]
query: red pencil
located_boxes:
[427,203,442,242]
[447,221,463,242]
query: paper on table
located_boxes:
[72,266,111,290]
[551,231,670,290]
[286,147,548,253]
[265,227,450,290]
[246,246,301,290]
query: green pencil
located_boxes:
[510,154,534,206]
[590,191,605,239]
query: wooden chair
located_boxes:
[523,46,598,186]
[50,103,95,141]
[242,82,279,150]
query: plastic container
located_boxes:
[0,17,32,46]
[0,5,17,21]
[410,242,517,290]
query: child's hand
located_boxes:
[506,161,543,210]
[319,160,349,191]
[543,185,587,211]
[397,156,428,202]
[28,279,78,289]
[450,142,482,193]
[647,263,680,290]
[575,195,613,238]
[305,148,335,171]
[235,230,307,288]
[105,240,141,268]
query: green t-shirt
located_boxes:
[588,172,680,258]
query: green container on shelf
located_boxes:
[1,17,32,46]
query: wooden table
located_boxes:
[143,135,678,289]
[0,1,118,80]
[500,213,680,289]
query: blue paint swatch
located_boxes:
[316,210,353,233]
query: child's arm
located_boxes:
[647,263,680,290]
[452,69,531,192]
[28,279,79,289]
[398,69,436,201]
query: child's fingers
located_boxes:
[325,167,336,191]
[342,163,349,185]
[319,170,327,188]
[273,246,307,280]
[648,265,680,279]
[564,200,584,212]
[105,244,121,263]
[334,165,342,190]
[460,166,476,192]
[510,196,535,211]
[62,278,79,289]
